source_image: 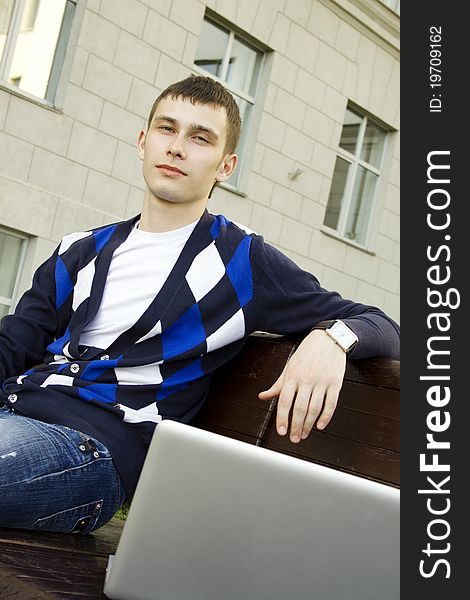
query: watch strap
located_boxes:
[311,320,337,331]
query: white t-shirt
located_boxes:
[80,220,198,349]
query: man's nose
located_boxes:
[167,135,186,159]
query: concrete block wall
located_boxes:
[0,0,400,321]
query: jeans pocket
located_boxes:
[43,423,112,461]
[28,499,104,534]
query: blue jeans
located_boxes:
[0,407,126,534]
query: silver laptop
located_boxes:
[104,419,399,600]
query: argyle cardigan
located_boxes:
[0,211,399,497]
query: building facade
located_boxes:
[0,0,400,321]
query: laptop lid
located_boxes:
[104,419,399,600]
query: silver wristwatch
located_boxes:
[312,320,358,353]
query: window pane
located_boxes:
[379,0,400,14]
[226,36,261,96]
[324,157,351,230]
[0,231,23,298]
[228,95,251,187]
[360,120,386,168]
[0,303,10,318]
[194,19,229,79]
[344,166,378,245]
[0,0,14,61]
[0,0,14,32]
[7,0,67,98]
[339,108,361,155]
[234,94,250,143]
[22,0,39,30]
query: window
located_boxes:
[323,106,388,247]
[0,0,76,103]
[0,227,27,318]
[194,14,265,188]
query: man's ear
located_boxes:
[216,154,238,182]
[137,130,146,160]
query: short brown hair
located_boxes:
[147,75,241,155]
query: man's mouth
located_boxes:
[156,164,186,176]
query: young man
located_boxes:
[0,75,399,534]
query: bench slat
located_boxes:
[0,520,123,599]
[264,428,400,487]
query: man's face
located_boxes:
[138,97,237,206]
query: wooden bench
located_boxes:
[0,333,399,598]
[194,332,399,488]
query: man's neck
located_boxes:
[139,193,208,233]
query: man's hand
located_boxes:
[258,330,346,443]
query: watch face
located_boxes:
[328,321,358,351]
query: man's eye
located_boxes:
[158,125,174,132]
[194,136,209,143]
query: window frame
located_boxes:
[192,12,269,194]
[0,0,83,109]
[0,225,28,317]
[322,105,390,250]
